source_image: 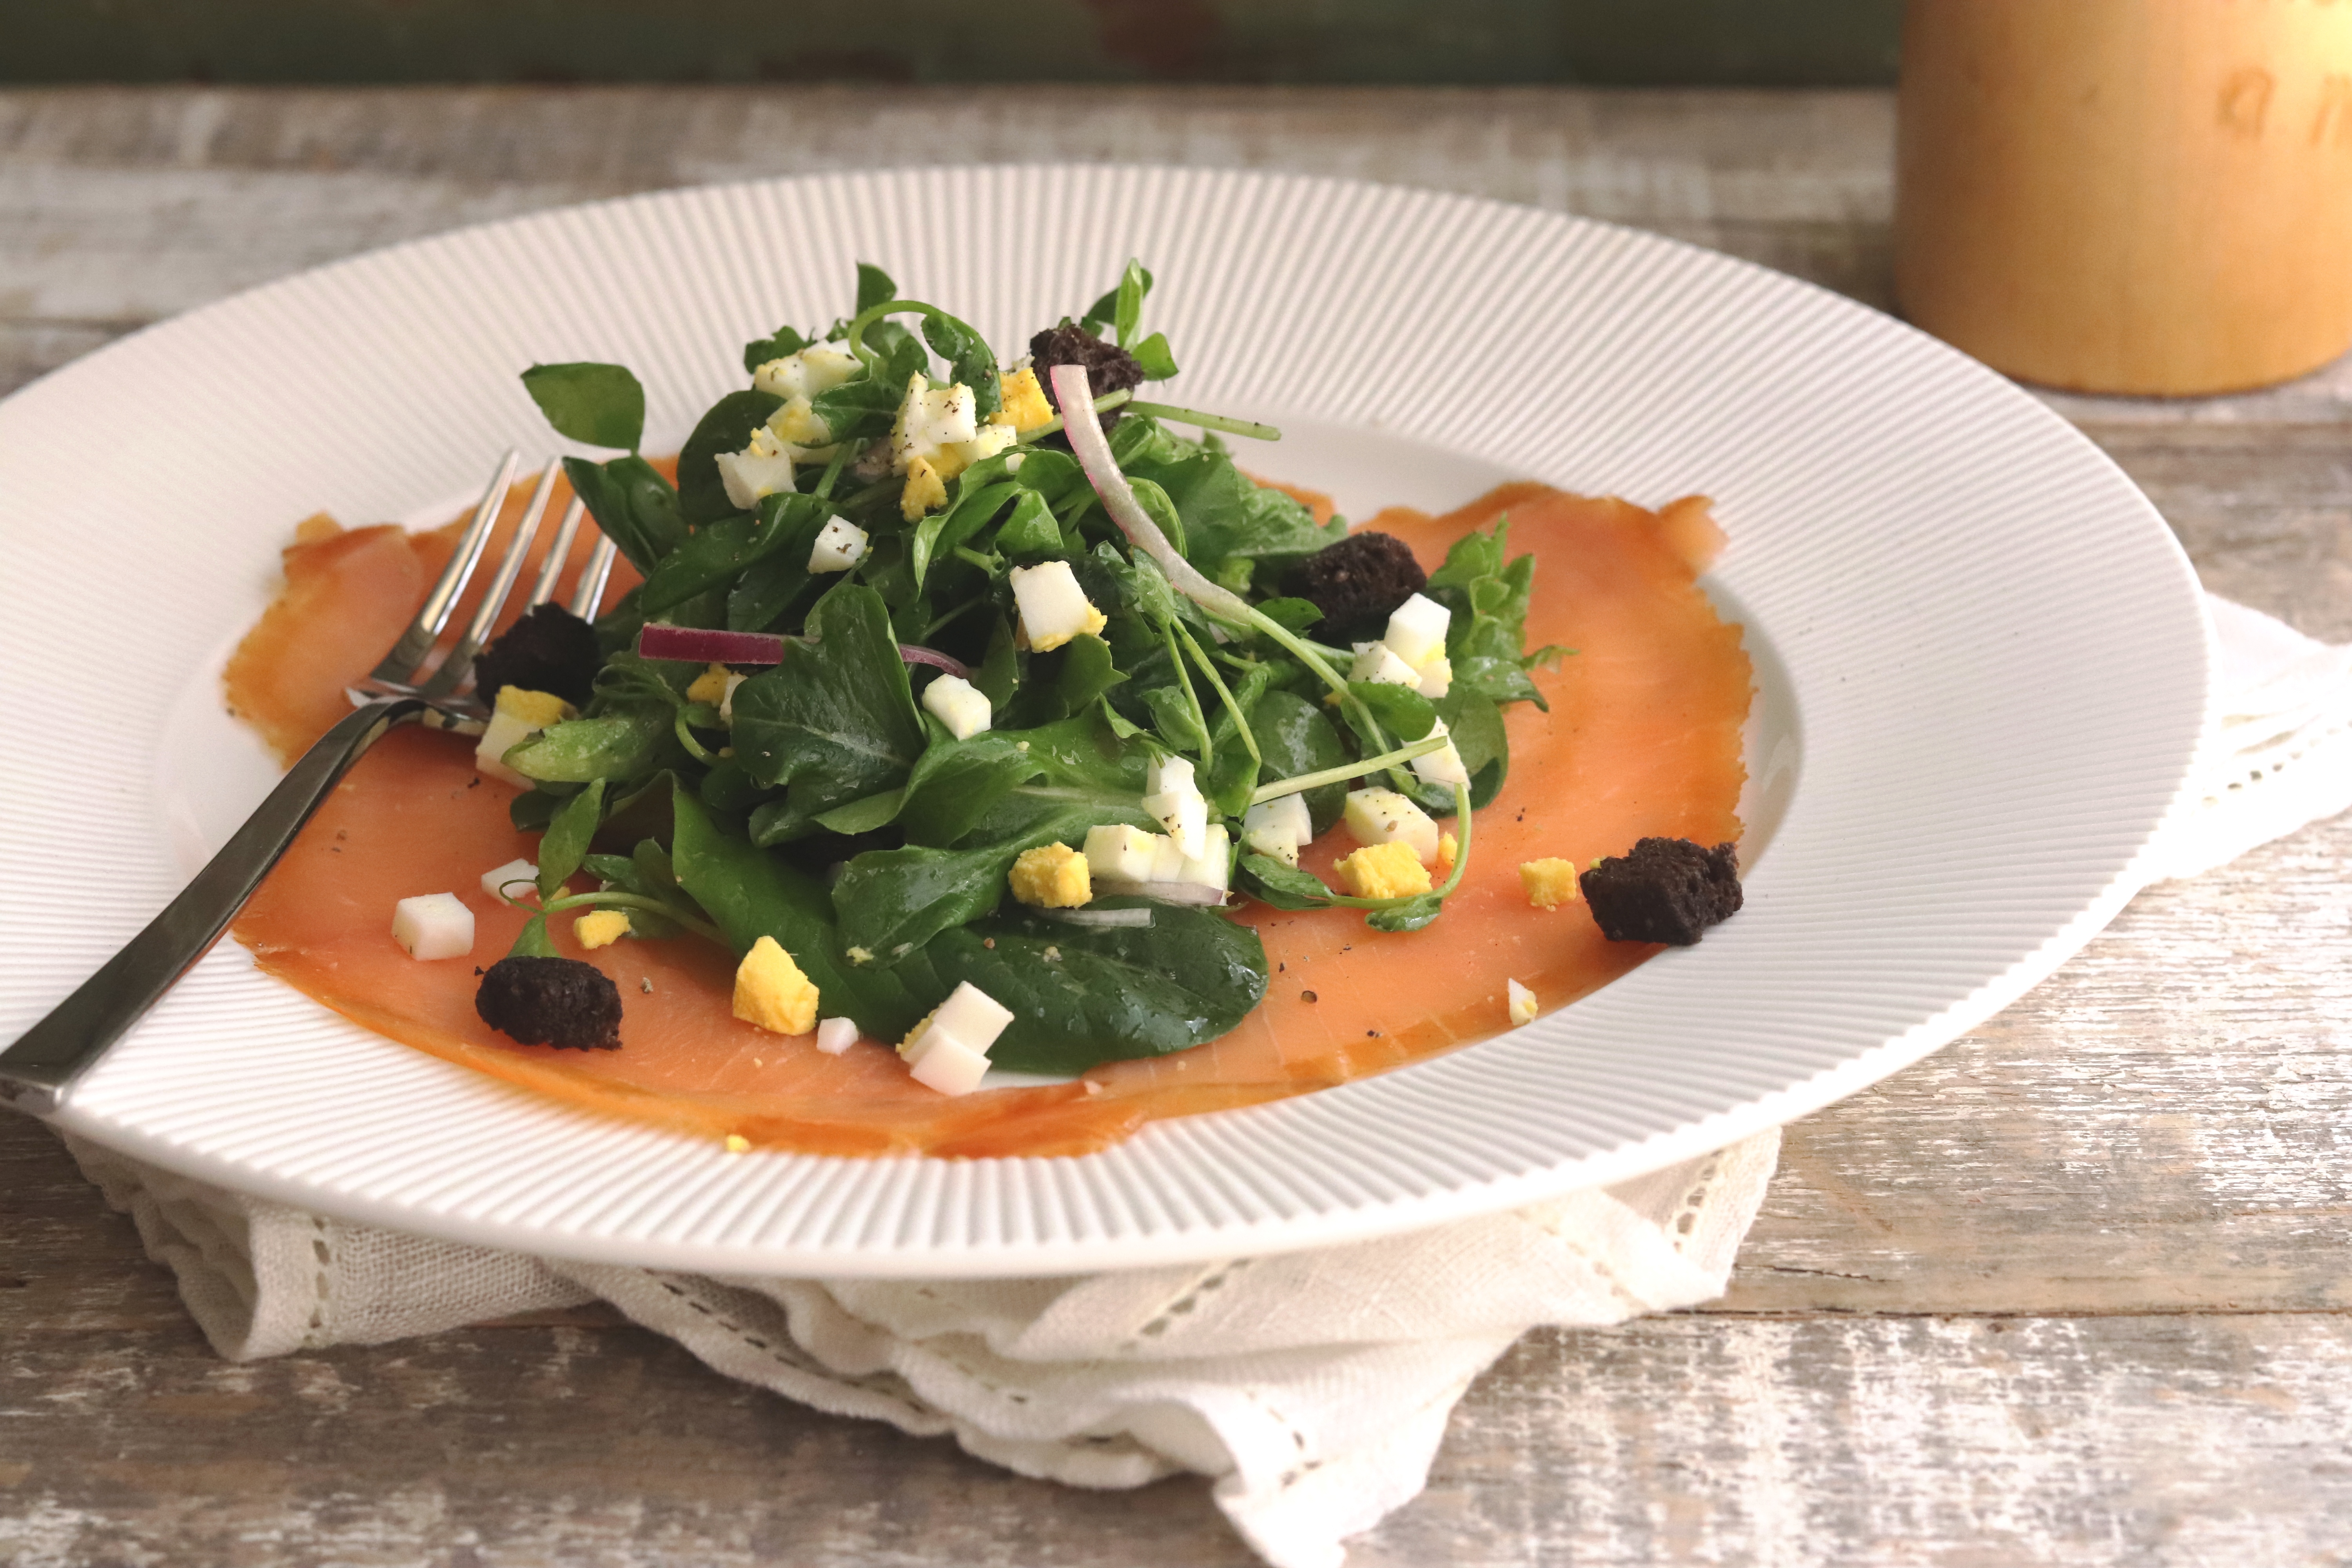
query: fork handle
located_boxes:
[0,696,430,1116]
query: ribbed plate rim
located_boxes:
[0,163,2212,1276]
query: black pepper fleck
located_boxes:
[1301,990,1318,1003]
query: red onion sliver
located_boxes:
[637,624,967,679]
[637,625,787,664]
[1049,363,1254,626]
[898,643,971,679]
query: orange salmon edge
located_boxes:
[229,480,1749,1158]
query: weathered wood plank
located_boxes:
[2,1303,2344,1567]
[2078,422,2352,642]
[0,83,1896,403]
[1726,816,2352,1317]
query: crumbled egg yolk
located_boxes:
[724,1133,751,1154]
[766,395,832,450]
[897,1005,942,1059]
[497,686,572,730]
[901,456,949,522]
[574,909,631,950]
[994,367,1054,433]
[1437,831,1458,875]
[1334,840,1433,900]
[1009,843,1092,908]
[686,662,733,705]
[732,935,819,1035]
[1520,858,1581,909]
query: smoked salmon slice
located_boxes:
[227,481,1751,1157]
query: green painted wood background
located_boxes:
[2,2,1901,85]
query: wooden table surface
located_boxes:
[5,87,2348,1568]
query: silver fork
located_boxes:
[0,452,618,1115]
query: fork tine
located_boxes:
[419,457,561,699]
[368,449,518,686]
[522,496,586,610]
[568,534,619,621]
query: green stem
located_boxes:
[1247,733,1449,805]
[842,298,952,371]
[1175,621,1261,769]
[1161,619,1212,773]
[672,709,719,766]
[1125,400,1282,442]
[813,439,859,500]
[921,593,989,641]
[541,889,725,944]
[840,474,900,514]
[1221,604,1417,793]
[953,544,1002,574]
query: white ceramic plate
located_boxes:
[0,166,2209,1276]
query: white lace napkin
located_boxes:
[58,590,2352,1568]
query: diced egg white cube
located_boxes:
[907,1030,992,1096]
[1349,641,1421,687]
[480,858,538,900]
[716,426,797,511]
[391,893,474,960]
[1146,755,1195,796]
[1508,978,1538,1026]
[933,980,1016,1054]
[1143,787,1208,861]
[1240,794,1312,866]
[1248,792,1314,846]
[892,376,980,471]
[1410,718,1474,788]
[1344,788,1441,865]
[922,673,993,739]
[1142,754,1209,859]
[751,346,859,402]
[807,515,868,573]
[1084,824,1162,884]
[1149,833,1190,884]
[814,1016,859,1056]
[1416,655,1453,700]
[1008,560,1105,653]
[941,421,1017,477]
[1176,824,1231,893]
[1241,826,1299,868]
[1383,593,1452,670]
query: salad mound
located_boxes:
[223,261,1753,1156]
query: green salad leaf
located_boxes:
[522,361,645,451]
[497,260,1570,1076]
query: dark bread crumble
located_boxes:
[473,603,600,709]
[1580,838,1742,946]
[1287,531,1428,642]
[1029,325,1145,424]
[476,955,624,1050]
